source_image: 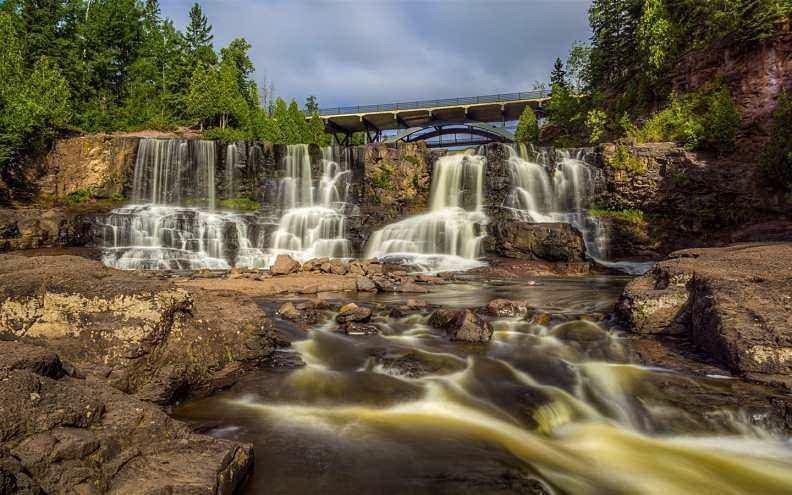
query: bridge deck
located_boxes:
[319,90,549,134]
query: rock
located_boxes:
[485,298,528,317]
[396,279,429,293]
[356,276,377,292]
[301,257,329,272]
[617,244,792,382]
[485,221,587,262]
[348,261,366,275]
[338,322,380,335]
[0,254,281,405]
[277,302,301,320]
[415,274,443,284]
[270,254,301,275]
[406,298,428,309]
[328,259,349,275]
[336,304,372,324]
[362,261,383,275]
[428,309,494,343]
[0,341,252,494]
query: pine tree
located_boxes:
[184,2,215,68]
[305,95,319,114]
[550,57,567,90]
[514,106,539,144]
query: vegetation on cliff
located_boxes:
[542,0,789,152]
[0,0,330,172]
[760,90,792,192]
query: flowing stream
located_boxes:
[175,277,792,495]
[365,150,488,272]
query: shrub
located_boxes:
[760,90,792,192]
[585,109,608,144]
[515,106,540,144]
[218,197,261,211]
[63,188,94,205]
[699,88,740,154]
[588,207,645,223]
[608,145,646,174]
[203,127,250,143]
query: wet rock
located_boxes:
[485,221,587,262]
[396,279,429,293]
[551,320,609,343]
[485,298,528,317]
[429,309,494,343]
[406,298,428,309]
[415,274,443,284]
[356,276,377,292]
[336,303,373,324]
[338,322,380,335]
[618,244,792,384]
[0,341,253,494]
[270,254,301,275]
[277,302,301,320]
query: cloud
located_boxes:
[160,0,591,108]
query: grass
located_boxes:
[588,207,645,223]
[218,197,261,211]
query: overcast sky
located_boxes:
[160,0,592,110]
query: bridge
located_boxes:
[318,90,550,147]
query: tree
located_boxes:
[186,66,219,130]
[305,95,319,114]
[760,90,792,191]
[566,42,592,92]
[184,2,215,68]
[550,57,567,89]
[514,106,539,144]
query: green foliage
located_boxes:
[545,84,590,145]
[623,88,739,153]
[514,107,539,144]
[370,161,396,191]
[760,90,792,191]
[565,42,592,92]
[588,207,646,223]
[550,58,567,89]
[608,145,647,174]
[63,188,94,205]
[585,109,608,144]
[218,197,261,211]
[203,127,250,142]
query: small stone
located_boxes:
[356,276,376,292]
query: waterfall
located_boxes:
[503,144,651,274]
[365,150,488,272]
[269,145,351,262]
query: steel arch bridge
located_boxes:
[383,121,515,148]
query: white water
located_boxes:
[268,145,351,262]
[504,144,652,275]
[365,150,488,272]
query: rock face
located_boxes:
[485,221,587,262]
[595,142,791,255]
[428,309,494,343]
[673,29,792,149]
[0,207,101,251]
[0,254,280,405]
[618,243,792,384]
[0,341,252,494]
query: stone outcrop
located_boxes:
[428,309,494,343]
[617,243,792,386]
[0,254,281,405]
[595,142,791,254]
[0,341,252,494]
[0,207,99,251]
[485,220,587,262]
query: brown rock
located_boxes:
[406,298,428,309]
[277,302,301,320]
[301,257,329,272]
[485,298,528,317]
[428,309,493,343]
[485,221,587,262]
[336,304,372,324]
[270,254,301,275]
[356,276,377,292]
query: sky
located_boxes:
[160,0,592,110]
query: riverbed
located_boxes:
[175,275,792,495]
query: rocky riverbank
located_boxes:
[617,243,792,390]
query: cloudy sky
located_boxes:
[160,0,592,110]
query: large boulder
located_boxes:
[485,220,587,262]
[0,341,252,494]
[270,254,301,275]
[428,309,493,343]
[617,244,792,385]
[0,254,280,405]
[485,298,528,317]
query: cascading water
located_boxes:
[100,138,263,270]
[503,144,650,274]
[269,145,351,262]
[365,150,488,272]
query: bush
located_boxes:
[585,109,608,144]
[515,106,539,144]
[623,87,739,153]
[63,188,94,205]
[760,90,792,192]
[608,145,646,174]
[218,197,261,211]
[203,127,250,143]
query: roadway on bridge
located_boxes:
[319,90,549,136]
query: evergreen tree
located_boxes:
[550,57,567,90]
[514,106,539,144]
[184,2,215,68]
[305,95,319,114]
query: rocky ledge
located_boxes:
[0,341,252,494]
[617,243,792,389]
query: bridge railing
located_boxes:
[318,89,550,116]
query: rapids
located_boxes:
[175,276,792,495]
